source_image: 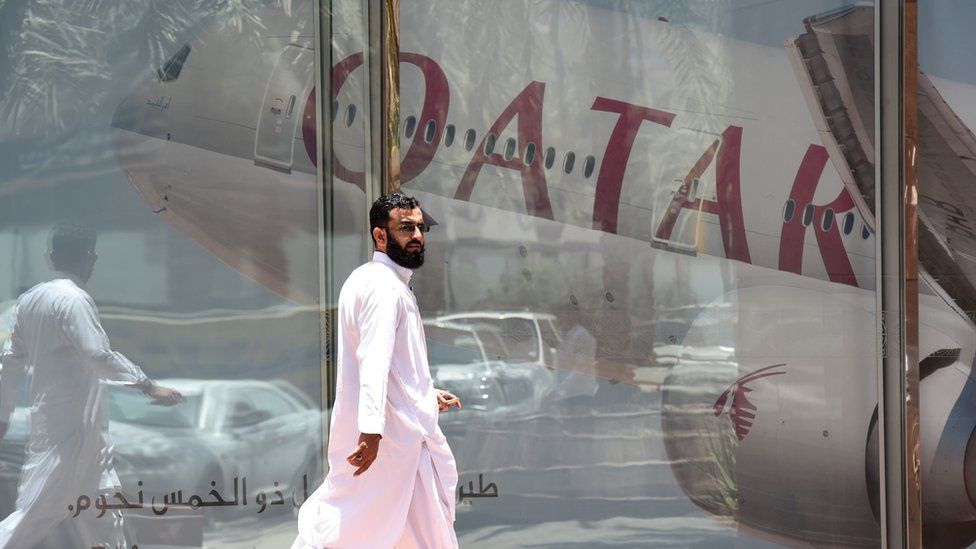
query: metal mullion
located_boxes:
[315,0,336,461]
[876,0,921,547]
[362,0,388,226]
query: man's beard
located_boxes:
[386,236,425,269]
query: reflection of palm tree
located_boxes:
[0,0,266,136]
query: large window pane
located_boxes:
[0,1,344,546]
[918,2,976,547]
[398,1,882,546]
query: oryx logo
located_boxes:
[713,364,786,441]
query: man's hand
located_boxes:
[436,389,461,412]
[347,433,382,477]
[0,421,7,441]
[148,385,185,406]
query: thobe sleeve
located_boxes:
[60,293,149,385]
[356,283,401,436]
[0,308,27,426]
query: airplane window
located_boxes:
[544,147,556,169]
[564,152,576,174]
[157,44,191,82]
[464,129,476,151]
[504,138,517,160]
[485,133,497,155]
[345,105,357,127]
[802,204,814,227]
[783,199,796,222]
[862,224,871,239]
[445,125,456,147]
[582,155,596,178]
[822,209,834,232]
[424,120,436,143]
[524,142,536,165]
[404,116,417,138]
[843,212,855,235]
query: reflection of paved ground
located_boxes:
[201,516,298,549]
[3,377,789,547]
[459,516,752,548]
[123,514,296,548]
[194,515,778,549]
[444,380,785,548]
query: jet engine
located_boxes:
[663,284,976,547]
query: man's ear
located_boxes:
[372,226,387,250]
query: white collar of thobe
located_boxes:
[373,251,413,284]
[51,270,87,289]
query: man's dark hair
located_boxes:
[49,223,96,269]
[369,193,421,244]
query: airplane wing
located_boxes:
[787,4,976,321]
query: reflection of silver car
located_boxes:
[425,319,552,435]
[108,378,322,515]
[435,311,562,370]
[0,404,28,518]
[0,377,322,521]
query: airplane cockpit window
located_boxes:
[156,44,191,82]
[524,142,536,165]
[344,104,357,127]
[843,212,855,235]
[463,129,476,151]
[783,199,796,222]
[445,124,456,147]
[862,224,871,239]
[802,204,815,226]
[485,132,497,155]
[504,137,517,160]
[822,208,834,232]
[563,151,576,174]
[582,155,595,178]
[544,146,556,169]
[424,120,436,143]
[404,115,417,138]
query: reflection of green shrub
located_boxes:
[696,419,739,519]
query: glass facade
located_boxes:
[397,1,881,546]
[0,0,972,548]
[0,1,329,546]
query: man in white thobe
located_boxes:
[0,223,183,549]
[294,194,461,549]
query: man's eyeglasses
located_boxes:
[386,223,430,235]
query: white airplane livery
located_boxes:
[109,1,976,546]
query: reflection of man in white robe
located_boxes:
[294,194,460,549]
[0,223,183,549]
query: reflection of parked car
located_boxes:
[425,319,552,434]
[434,311,562,370]
[0,395,28,519]
[0,377,322,522]
[0,300,24,518]
[108,378,322,515]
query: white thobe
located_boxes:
[0,272,148,549]
[294,252,458,549]
[553,324,598,402]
